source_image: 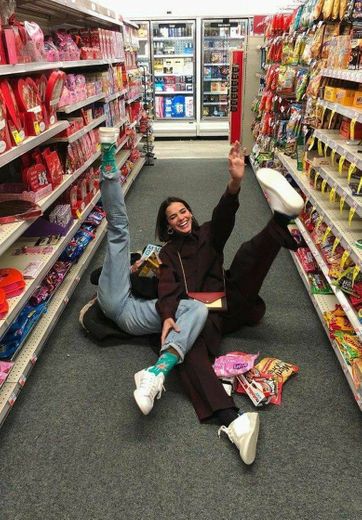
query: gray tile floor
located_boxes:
[154,138,230,159]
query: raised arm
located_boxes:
[211,141,246,251]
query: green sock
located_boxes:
[101,142,118,178]
[148,351,179,377]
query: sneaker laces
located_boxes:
[217,425,235,445]
[139,371,165,400]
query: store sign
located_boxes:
[210,19,238,28]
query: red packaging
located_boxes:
[0,91,12,155]
[42,148,64,188]
[339,118,362,140]
[0,79,26,145]
[14,77,46,136]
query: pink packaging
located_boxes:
[213,351,259,377]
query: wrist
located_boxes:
[228,178,241,194]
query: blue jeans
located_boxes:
[97,169,208,361]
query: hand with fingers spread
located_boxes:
[228,141,246,193]
[161,317,180,345]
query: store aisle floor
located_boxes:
[1,155,361,520]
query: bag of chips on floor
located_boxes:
[213,351,259,378]
[234,356,299,406]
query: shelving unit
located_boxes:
[251,157,362,410]
[0,0,150,427]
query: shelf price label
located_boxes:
[340,196,346,213]
[348,163,357,183]
[322,226,332,244]
[331,149,336,167]
[352,265,361,287]
[317,140,324,157]
[314,172,320,189]
[338,155,346,175]
[18,375,26,387]
[332,237,340,254]
[328,109,336,129]
[321,178,328,194]
[350,118,357,141]
[340,250,350,269]
[329,186,337,202]
[349,206,356,226]
[308,135,315,151]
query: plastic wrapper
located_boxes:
[313,0,325,19]
[323,0,335,19]
[0,0,15,23]
[213,351,259,378]
[334,331,362,364]
[351,357,362,388]
[309,272,334,294]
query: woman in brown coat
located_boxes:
[154,141,304,464]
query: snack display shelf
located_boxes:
[251,159,362,409]
[57,93,105,114]
[153,54,193,58]
[295,218,362,338]
[322,68,362,83]
[126,93,143,104]
[128,116,142,129]
[0,217,107,428]
[135,134,143,147]
[277,151,362,269]
[123,157,146,195]
[0,59,124,77]
[0,152,99,258]
[0,188,102,339]
[317,99,362,124]
[114,117,129,129]
[115,135,129,153]
[313,129,362,172]
[50,115,106,143]
[104,89,128,103]
[0,121,69,169]
[116,150,131,169]
[155,91,194,95]
[290,249,362,409]
[70,149,101,177]
[315,164,362,219]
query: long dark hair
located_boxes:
[155,196,198,242]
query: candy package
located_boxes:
[334,331,362,364]
[309,271,334,294]
[213,351,259,378]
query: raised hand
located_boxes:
[228,140,246,183]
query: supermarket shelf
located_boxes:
[321,68,362,83]
[203,102,228,106]
[290,249,362,409]
[153,37,193,41]
[155,91,193,95]
[317,99,362,123]
[115,135,129,153]
[104,89,128,103]
[128,116,142,129]
[314,129,362,172]
[0,59,124,77]
[154,72,191,77]
[135,134,143,147]
[57,93,105,114]
[0,150,100,258]
[251,156,362,409]
[277,151,362,269]
[0,154,146,428]
[153,54,194,58]
[137,55,148,59]
[116,149,131,169]
[49,115,106,143]
[0,189,102,339]
[203,91,227,95]
[204,63,229,66]
[123,157,146,195]
[295,218,362,338]
[315,163,362,219]
[114,117,129,129]
[126,93,143,104]
[0,121,69,169]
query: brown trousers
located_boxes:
[177,217,298,422]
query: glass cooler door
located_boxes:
[136,21,151,73]
[201,18,248,120]
[151,20,196,121]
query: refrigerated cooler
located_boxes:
[136,21,151,73]
[199,18,248,137]
[151,20,197,136]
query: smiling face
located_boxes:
[166,202,193,235]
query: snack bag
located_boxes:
[323,0,335,19]
[213,351,259,378]
[255,356,300,384]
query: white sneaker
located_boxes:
[256,168,304,217]
[218,412,260,465]
[134,369,165,415]
[79,297,97,331]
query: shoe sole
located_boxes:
[256,168,304,216]
[79,297,97,331]
[240,413,260,465]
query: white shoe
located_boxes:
[218,412,260,465]
[256,168,304,217]
[134,369,165,415]
[79,297,97,331]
